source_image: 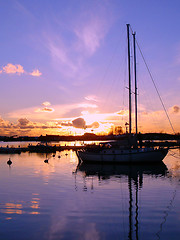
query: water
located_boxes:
[0,146,179,240]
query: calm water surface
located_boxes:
[0,145,179,240]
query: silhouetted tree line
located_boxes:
[0,132,179,142]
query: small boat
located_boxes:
[28,143,56,153]
[77,24,169,164]
[0,146,21,154]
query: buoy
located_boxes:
[58,155,61,158]
[52,154,55,157]
[7,158,12,166]
[65,153,68,156]
[44,159,48,163]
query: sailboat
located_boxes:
[77,24,169,164]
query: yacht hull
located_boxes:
[77,148,168,164]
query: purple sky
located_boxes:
[0,0,179,136]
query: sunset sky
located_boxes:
[0,0,179,136]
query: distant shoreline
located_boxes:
[0,133,179,142]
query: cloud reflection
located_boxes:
[0,194,41,217]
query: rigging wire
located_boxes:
[136,41,176,134]
[129,25,175,134]
[155,189,177,240]
[168,149,180,159]
[135,59,163,131]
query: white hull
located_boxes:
[77,148,168,164]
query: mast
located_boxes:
[127,24,132,135]
[133,32,138,135]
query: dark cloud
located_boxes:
[60,118,100,129]
[172,105,180,113]
[72,118,86,129]
[18,125,35,129]
[61,122,72,127]
[0,116,61,136]
[18,118,29,126]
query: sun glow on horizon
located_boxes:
[0,103,179,136]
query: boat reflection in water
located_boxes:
[76,161,168,240]
[77,161,167,180]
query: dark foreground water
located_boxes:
[0,147,179,240]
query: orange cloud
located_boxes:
[117,110,128,116]
[30,69,42,77]
[35,107,54,113]
[1,63,42,77]
[3,63,24,74]
[35,102,54,113]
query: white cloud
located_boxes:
[85,95,99,102]
[73,1,114,56]
[77,103,98,109]
[48,40,78,75]
[74,18,107,55]
[15,1,35,20]
[44,4,114,81]
[42,101,51,106]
